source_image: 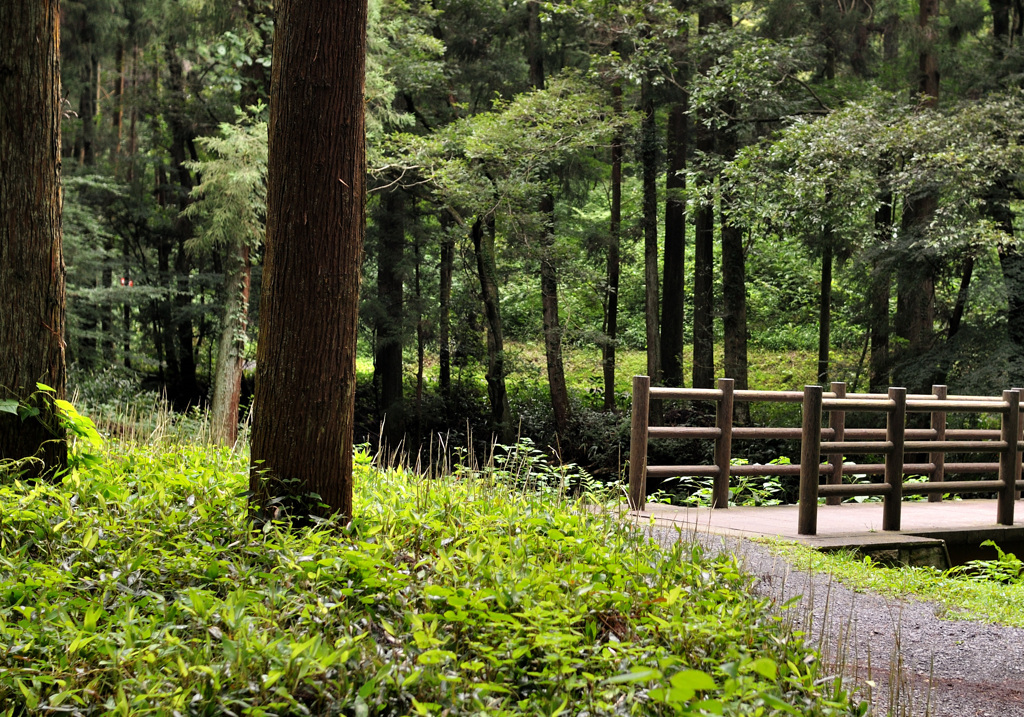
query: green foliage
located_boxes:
[184,109,268,257]
[0,385,103,477]
[0,440,860,715]
[770,540,1024,628]
[950,540,1024,584]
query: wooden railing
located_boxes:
[627,376,1024,535]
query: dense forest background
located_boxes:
[60,0,1024,479]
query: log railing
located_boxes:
[627,376,1024,535]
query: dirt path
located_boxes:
[649,527,1024,716]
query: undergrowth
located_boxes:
[767,540,1024,628]
[1,440,862,715]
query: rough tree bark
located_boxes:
[641,77,661,387]
[0,0,67,475]
[249,0,367,523]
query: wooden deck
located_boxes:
[635,499,1024,567]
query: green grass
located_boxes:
[1,439,861,715]
[766,540,1024,628]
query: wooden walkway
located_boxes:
[635,499,1024,567]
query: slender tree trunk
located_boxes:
[603,83,622,411]
[817,243,833,385]
[438,231,454,396]
[78,56,98,167]
[374,189,406,449]
[870,194,893,391]
[641,77,661,386]
[166,47,201,407]
[717,61,749,420]
[250,0,367,523]
[0,0,67,475]
[210,244,251,446]
[661,92,687,388]
[472,217,512,439]
[693,5,727,389]
[414,236,425,441]
[526,0,570,436]
[540,194,571,437]
[948,256,974,341]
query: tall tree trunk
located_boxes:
[77,55,98,167]
[540,194,571,437]
[894,195,936,390]
[948,256,973,341]
[817,243,833,385]
[603,83,622,411]
[250,0,367,523]
[166,48,201,407]
[374,189,406,450]
[210,244,251,446]
[438,230,454,397]
[0,0,67,475]
[716,37,749,421]
[527,0,570,437]
[870,194,893,391]
[661,92,687,388]
[693,5,728,390]
[472,217,512,439]
[641,77,661,386]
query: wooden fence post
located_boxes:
[998,389,1020,526]
[928,384,947,502]
[713,378,735,509]
[798,385,823,535]
[1015,387,1023,501]
[628,375,651,511]
[883,386,906,531]
[826,381,846,506]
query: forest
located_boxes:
[15,0,1024,478]
[5,0,1024,713]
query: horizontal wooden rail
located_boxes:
[628,377,1024,535]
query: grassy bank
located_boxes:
[1,439,861,715]
[768,540,1024,628]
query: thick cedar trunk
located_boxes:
[641,78,661,385]
[374,189,406,449]
[471,217,512,439]
[0,0,67,474]
[661,96,687,388]
[250,0,367,522]
[210,244,251,446]
[540,195,570,437]
[817,244,833,385]
[439,232,454,396]
[603,84,622,411]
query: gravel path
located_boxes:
[648,526,1024,717]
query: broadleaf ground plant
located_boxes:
[1,437,861,715]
